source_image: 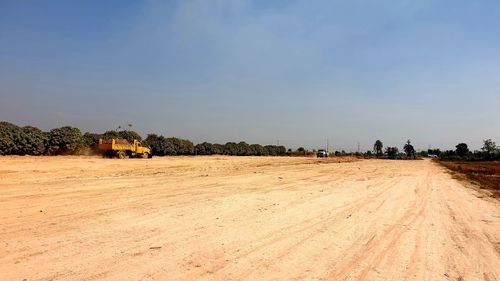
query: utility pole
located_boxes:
[357,142,360,153]
[327,138,329,153]
[277,140,280,146]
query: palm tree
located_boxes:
[403,139,416,159]
[373,140,383,158]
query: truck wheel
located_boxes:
[141,153,149,159]
[117,150,127,159]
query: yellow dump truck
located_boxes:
[98,139,152,158]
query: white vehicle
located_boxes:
[317,149,328,158]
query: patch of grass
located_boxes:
[439,161,500,198]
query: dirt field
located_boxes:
[1,156,499,281]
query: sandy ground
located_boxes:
[0,156,499,281]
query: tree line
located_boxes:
[2,120,497,159]
[370,139,499,161]
[0,121,287,156]
[427,139,499,161]
[145,135,287,156]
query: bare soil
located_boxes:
[0,156,499,280]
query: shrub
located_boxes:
[144,134,193,156]
[195,142,214,155]
[386,147,399,159]
[0,121,25,155]
[21,126,48,155]
[102,130,120,140]
[224,142,239,155]
[47,126,83,155]
[118,130,142,142]
[250,144,266,156]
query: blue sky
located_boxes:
[1,0,499,151]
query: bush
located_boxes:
[169,137,194,155]
[101,130,141,143]
[428,148,441,156]
[237,141,252,156]
[102,130,120,140]
[0,121,25,155]
[118,130,142,142]
[47,126,83,155]
[386,147,399,159]
[212,143,225,154]
[224,142,239,155]
[144,134,193,156]
[82,132,102,154]
[251,144,266,156]
[264,145,287,156]
[21,126,48,155]
[195,142,214,155]
[287,147,314,156]
[0,120,290,157]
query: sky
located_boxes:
[1,0,499,151]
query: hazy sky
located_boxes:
[1,0,499,151]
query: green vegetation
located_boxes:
[403,140,416,159]
[286,147,315,157]
[144,134,286,156]
[143,134,194,156]
[385,146,399,159]
[46,126,83,155]
[2,120,497,160]
[373,140,383,158]
[439,140,499,161]
[0,121,287,157]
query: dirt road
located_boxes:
[1,156,499,280]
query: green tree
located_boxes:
[102,130,120,140]
[276,145,287,156]
[427,148,441,156]
[373,140,383,158]
[481,139,497,159]
[82,132,102,154]
[386,146,399,159]
[236,141,252,156]
[0,121,25,155]
[21,126,48,155]
[403,140,415,159]
[195,142,214,155]
[47,126,83,155]
[212,143,225,155]
[455,143,469,157]
[144,134,168,156]
[118,130,142,142]
[250,144,265,156]
[224,142,239,155]
[263,145,286,156]
[82,132,102,147]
